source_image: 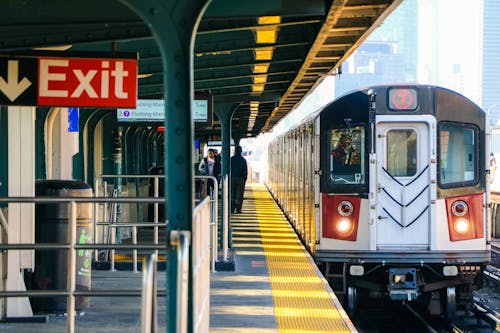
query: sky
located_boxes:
[243,0,485,176]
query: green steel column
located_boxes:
[214,102,239,248]
[119,1,210,332]
[113,127,123,242]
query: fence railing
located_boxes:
[0,195,211,333]
[94,174,221,272]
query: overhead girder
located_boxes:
[0,0,402,139]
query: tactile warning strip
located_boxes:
[251,184,357,333]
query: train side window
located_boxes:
[386,129,417,177]
[438,122,478,186]
[329,126,365,184]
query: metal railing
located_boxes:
[0,194,213,333]
[141,253,158,333]
[191,196,211,333]
[94,174,165,264]
[0,197,166,333]
[94,174,222,271]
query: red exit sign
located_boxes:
[37,57,137,108]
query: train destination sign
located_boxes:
[388,88,418,111]
[0,56,137,108]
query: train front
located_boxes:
[318,85,490,316]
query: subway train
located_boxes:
[267,85,491,317]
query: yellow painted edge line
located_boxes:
[303,247,359,332]
[252,184,357,332]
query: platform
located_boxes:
[210,184,357,333]
[0,184,356,332]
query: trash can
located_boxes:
[31,180,93,313]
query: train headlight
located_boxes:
[337,200,354,216]
[451,200,468,216]
[336,218,352,234]
[453,218,470,234]
[443,266,458,276]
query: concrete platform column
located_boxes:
[6,106,35,317]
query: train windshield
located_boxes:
[439,122,478,186]
[329,126,365,184]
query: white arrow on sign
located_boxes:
[0,60,32,102]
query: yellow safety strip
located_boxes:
[251,184,356,333]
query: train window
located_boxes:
[329,126,365,184]
[439,123,478,186]
[386,129,417,177]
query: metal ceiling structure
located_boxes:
[0,0,401,138]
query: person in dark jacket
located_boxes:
[230,145,248,213]
[198,148,221,195]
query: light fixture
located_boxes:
[255,29,277,44]
[253,74,268,84]
[252,84,265,93]
[454,218,470,234]
[253,63,270,74]
[258,16,281,25]
[255,48,273,61]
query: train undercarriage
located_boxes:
[320,261,485,318]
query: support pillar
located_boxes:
[214,103,238,271]
[119,1,210,332]
[113,127,123,242]
[6,106,35,318]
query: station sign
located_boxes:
[0,56,137,108]
[117,99,165,122]
[117,95,212,126]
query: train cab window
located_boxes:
[439,123,478,186]
[386,129,417,177]
[329,126,365,184]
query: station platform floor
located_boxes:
[0,183,356,333]
[210,183,356,333]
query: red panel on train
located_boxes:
[445,193,484,241]
[322,194,360,241]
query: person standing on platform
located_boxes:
[198,148,221,195]
[231,145,247,213]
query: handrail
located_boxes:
[0,208,8,236]
[169,230,191,333]
[141,253,158,333]
[67,201,77,333]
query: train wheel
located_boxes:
[445,286,456,320]
[346,286,357,314]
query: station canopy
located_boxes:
[0,0,401,138]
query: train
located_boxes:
[267,85,491,317]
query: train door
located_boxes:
[375,116,434,249]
